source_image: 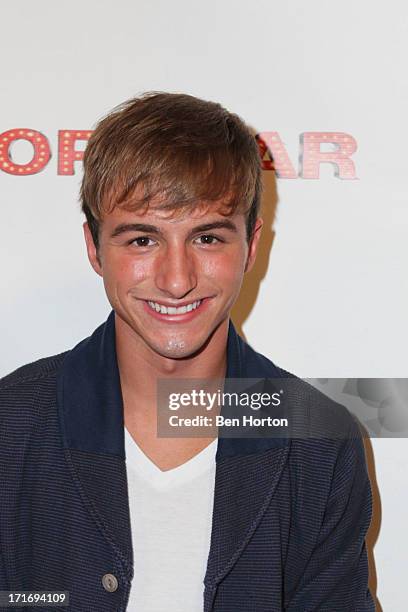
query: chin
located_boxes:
[163,338,187,354]
[161,343,197,359]
[150,336,203,360]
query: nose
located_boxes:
[155,243,198,299]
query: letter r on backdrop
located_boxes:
[300,132,358,179]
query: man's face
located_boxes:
[84,202,263,360]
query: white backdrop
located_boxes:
[1,1,407,609]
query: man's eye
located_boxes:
[196,234,223,245]
[129,236,155,247]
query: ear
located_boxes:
[244,217,263,274]
[83,222,103,277]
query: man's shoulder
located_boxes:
[249,341,359,439]
[0,351,69,391]
[254,347,365,479]
[0,353,70,432]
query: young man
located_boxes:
[0,93,374,611]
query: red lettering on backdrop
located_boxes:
[257,132,297,178]
[0,129,359,179]
[58,130,92,175]
[300,132,357,179]
[0,129,51,175]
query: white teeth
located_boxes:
[147,300,202,315]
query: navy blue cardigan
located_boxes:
[0,312,374,611]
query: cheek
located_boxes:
[129,259,150,283]
[202,251,246,284]
[104,255,150,291]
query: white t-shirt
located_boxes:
[125,428,217,612]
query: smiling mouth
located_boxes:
[146,299,202,315]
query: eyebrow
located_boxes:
[110,220,238,239]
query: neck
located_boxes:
[115,314,229,408]
[114,315,229,469]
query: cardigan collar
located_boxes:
[57,310,288,461]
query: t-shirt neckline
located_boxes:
[124,427,218,489]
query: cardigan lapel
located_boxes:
[203,321,290,609]
[56,312,133,582]
[203,444,289,611]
